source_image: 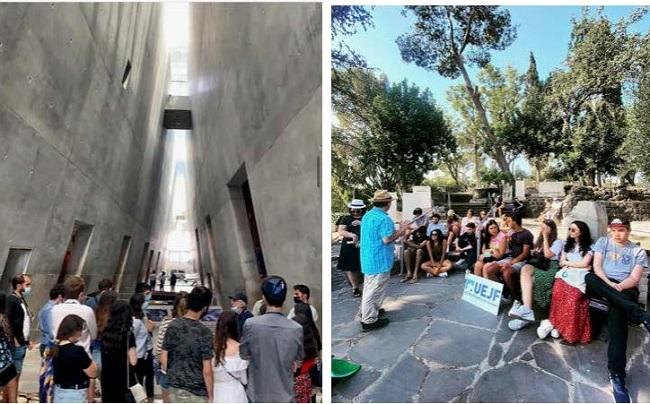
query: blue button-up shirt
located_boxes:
[360,207,396,275]
[38,300,56,348]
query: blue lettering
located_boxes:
[474,283,482,294]
[479,284,488,298]
[493,289,502,302]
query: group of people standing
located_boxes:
[0,272,320,403]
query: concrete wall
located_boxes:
[0,3,169,310]
[188,3,322,313]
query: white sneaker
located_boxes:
[438,272,449,278]
[510,304,535,322]
[508,318,533,331]
[551,328,560,339]
[537,319,554,339]
[508,300,522,317]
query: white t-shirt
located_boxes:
[287,304,319,322]
[51,299,97,355]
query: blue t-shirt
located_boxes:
[360,207,396,275]
[593,237,648,282]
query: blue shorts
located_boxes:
[153,358,169,389]
[11,345,27,375]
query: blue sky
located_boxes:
[336,6,650,115]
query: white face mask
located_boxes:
[231,306,242,315]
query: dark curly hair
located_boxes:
[213,310,240,366]
[564,220,592,257]
[102,301,133,353]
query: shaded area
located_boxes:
[331,255,650,403]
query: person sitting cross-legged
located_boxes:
[585,218,650,403]
[419,230,453,279]
[508,219,564,331]
[451,223,478,272]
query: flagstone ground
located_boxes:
[331,250,650,403]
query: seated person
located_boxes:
[460,209,479,235]
[493,196,504,218]
[508,219,564,331]
[426,213,447,238]
[412,208,428,229]
[402,225,428,282]
[543,220,594,344]
[452,223,478,272]
[474,220,507,277]
[446,210,461,252]
[585,218,650,403]
[484,212,534,303]
[418,230,452,280]
[512,197,524,214]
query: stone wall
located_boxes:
[0,4,169,310]
[525,186,650,221]
[188,3,322,312]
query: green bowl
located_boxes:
[331,357,362,378]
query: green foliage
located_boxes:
[479,167,510,185]
[546,9,640,185]
[397,6,518,184]
[331,6,374,69]
[397,6,516,79]
[331,69,456,209]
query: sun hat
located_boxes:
[348,199,366,209]
[370,190,394,203]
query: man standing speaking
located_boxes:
[360,190,409,331]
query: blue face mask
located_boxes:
[144,293,152,302]
[23,287,32,298]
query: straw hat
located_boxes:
[370,190,394,203]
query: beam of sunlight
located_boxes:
[164,2,189,96]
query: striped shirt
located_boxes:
[360,207,396,275]
[154,317,174,359]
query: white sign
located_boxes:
[515,180,526,200]
[538,181,567,197]
[462,273,504,316]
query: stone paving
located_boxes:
[331,257,650,403]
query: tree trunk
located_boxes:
[474,138,481,187]
[456,57,514,191]
[534,160,544,183]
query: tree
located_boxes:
[447,64,522,184]
[397,6,517,184]
[510,53,563,182]
[546,9,635,185]
[623,66,650,184]
[331,6,374,69]
[332,69,456,196]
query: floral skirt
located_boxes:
[294,372,312,403]
[549,278,592,344]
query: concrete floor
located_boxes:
[331,255,650,403]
